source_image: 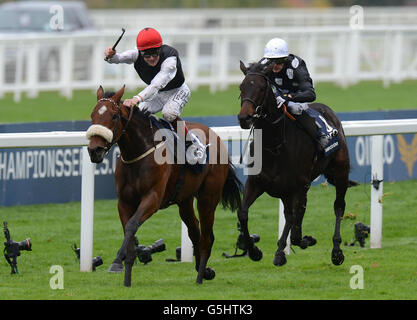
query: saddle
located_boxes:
[149,115,207,174]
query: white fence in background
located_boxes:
[1,119,417,271]
[1,25,417,101]
[90,7,417,30]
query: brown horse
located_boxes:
[86,85,241,286]
[236,61,358,267]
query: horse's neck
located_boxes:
[118,117,154,161]
[257,107,288,147]
[258,121,282,148]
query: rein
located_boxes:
[241,72,286,126]
[96,98,134,154]
[93,98,160,165]
[240,72,292,158]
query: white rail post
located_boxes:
[181,221,193,262]
[80,146,95,271]
[370,135,384,249]
[278,199,291,255]
[0,43,4,98]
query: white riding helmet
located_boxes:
[263,38,289,59]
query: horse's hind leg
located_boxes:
[178,198,202,278]
[331,175,348,266]
[194,195,217,284]
[325,155,349,266]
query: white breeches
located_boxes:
[139,83,191,122]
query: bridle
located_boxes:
[239,72,288,160]
[97,98,134,154]
[94,98,166,164]
[240,72,285,125]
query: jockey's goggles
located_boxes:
[140,47,161,58]
[270,57,287,65]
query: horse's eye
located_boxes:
[112,114,118,121]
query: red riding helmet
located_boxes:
[136,28,162,51]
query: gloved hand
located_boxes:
[123,97,140,108]
[276,95,287,108]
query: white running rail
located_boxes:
[1,119,417,270]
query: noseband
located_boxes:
[94,98,134,153]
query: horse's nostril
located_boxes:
[238,114,249,121]
[87,146,106,163]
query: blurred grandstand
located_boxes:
[0,0,416,100]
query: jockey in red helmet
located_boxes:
[104,27,206,163]
[135,27,162,51]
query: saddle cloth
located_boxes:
[304,108,340,157]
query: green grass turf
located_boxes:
[0,80,416,300]
[0,180,416,300]
[1,80,417,123]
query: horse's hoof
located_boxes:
[204,267,216,280]
[273,251,287,266]
[299,239,309,249]
[108,263,123,273]
[303,235,317,246]
[248,246,263,261]
[291,238,307,249]
[331,249,344,266]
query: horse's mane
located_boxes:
[103,91,150,121]
[104,91,116,98]
[247,59,272,74]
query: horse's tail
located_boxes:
[221,162,243,212]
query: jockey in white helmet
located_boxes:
[262,38,338,150]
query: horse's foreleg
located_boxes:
[238,177,264,261]
[123,236,137,287]
[110,191,161,286]
[290,188,316,249]
[108,201,135,274]
[195,196,216,284]
[108,214,141,276]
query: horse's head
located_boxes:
[86,85,129,163]
[238,60,277,129]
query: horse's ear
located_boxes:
[97,86,104,101]
[240,60,248,75]
[113,85,125,103]
[263,62,274,75]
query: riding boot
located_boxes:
[294,111,319,142]
[185,127,207,163]
[170,118,206,163]
[294,110,338,150]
